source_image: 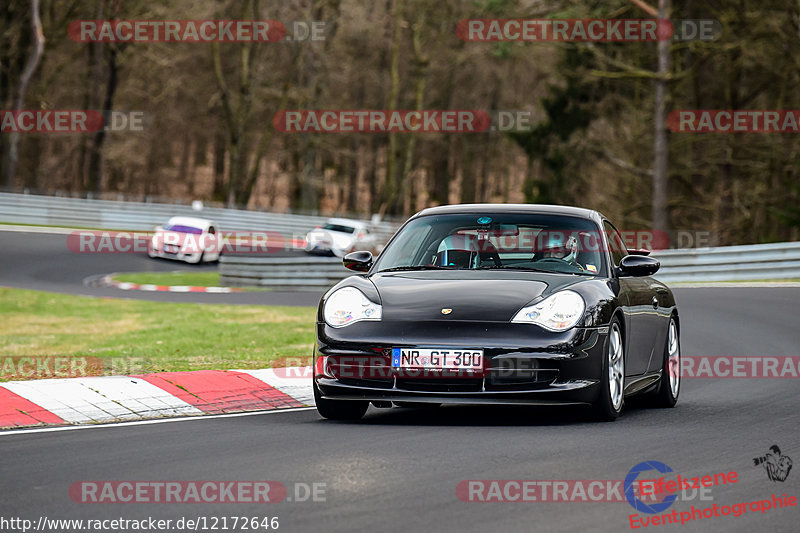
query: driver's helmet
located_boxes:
[538,232,579,263]
[435,234,480,268]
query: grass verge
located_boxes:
[0,287,315,380]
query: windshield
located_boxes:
[322,223,356,234]
[374,213,608,276]
[164,224,203,234]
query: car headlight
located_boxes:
[511,290,585,331]
[323,287,382,328]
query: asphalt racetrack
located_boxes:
[0,228,320,306]
[1,228,799,532]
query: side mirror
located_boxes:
[343,251,373,272]
[617,255,660,277]
[626,248,651,256]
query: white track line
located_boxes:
[0,406,317,436]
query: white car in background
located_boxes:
[148,216,221,264]
[304,218,377,257]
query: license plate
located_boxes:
[391,348,483,370]
[164,244,179,253]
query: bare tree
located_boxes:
[652,0,670,233]
[1,0,45,188]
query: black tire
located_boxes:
[649,316,680,408]
[591,317,625,421]
[393,402,442,408]
[314,381,368,420]
[186,251,204,264]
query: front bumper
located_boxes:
[314,322,608,406]
[149,245,202,262]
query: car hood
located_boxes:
[155,229,203,247]
[307,229,353,248]
[369,270,583,322]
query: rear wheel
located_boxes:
[649,317,680,408]
[591,318,625,421]
[314,381,368,420]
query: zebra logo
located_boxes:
[753,445,793,482]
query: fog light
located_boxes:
[315,356,333,378]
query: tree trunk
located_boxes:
[381,0,403,214]
[212,128,226,201]
[401,10,429,215]
[652,0,670,233]
[1,0,45,189]
[87,46,118,194]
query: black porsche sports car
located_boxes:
[313,204,680,421]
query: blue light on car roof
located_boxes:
[477,216,492,224]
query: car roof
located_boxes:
[412,203,605,223]
[325,218,368,228]
[166,216,214,229]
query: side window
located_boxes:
[208,226,216,235]
[603,221,628,266]
[378,224,432,267]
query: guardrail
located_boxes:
[652,242,800,282]
[220,256,349,291]
[0,191,398,245]
[3,192,796,287]
[219,241,800,291]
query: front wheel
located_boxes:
[185,251,204,264]
[313,381,368,420]
[649,317,680,408]
[591,318,625,421]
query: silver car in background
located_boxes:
[147,216,221,264]
[304,218,377,257]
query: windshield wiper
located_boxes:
[481,265,593,276]
[377,265,453,273]
[481,265,551,273]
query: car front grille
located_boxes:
[328,353,561,393]
[395,378,483,393]
[338,377,394,389]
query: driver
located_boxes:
[434,234,480,269]
[536,232,583,270]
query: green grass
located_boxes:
[113,271,222,287]
[0,287,315,380]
